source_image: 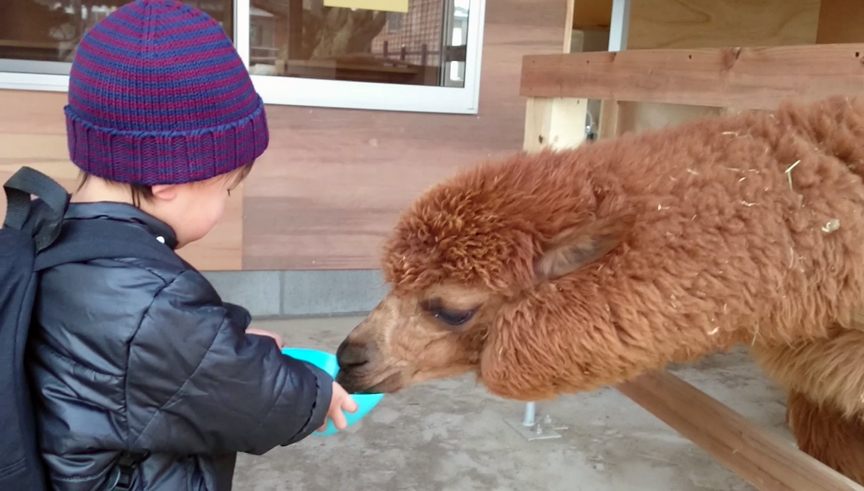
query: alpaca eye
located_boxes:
[422,299,476,327]
[434,309,475,326]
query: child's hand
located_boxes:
[318,382,358,432]
[246,328,285,349]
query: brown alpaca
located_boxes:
[335,96,864,484]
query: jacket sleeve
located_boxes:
[125,270,333,456]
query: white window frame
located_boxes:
[0,0,487,115]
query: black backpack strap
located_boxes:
[3,167,70,251]
[35,219,184,272]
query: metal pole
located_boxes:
[506,401,568,441]
[522,402,536,426]
[608,0,631,53]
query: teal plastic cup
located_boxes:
[281,347,384,436]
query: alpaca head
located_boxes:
[335,150,636,400]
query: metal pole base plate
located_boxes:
[505,414,569,441]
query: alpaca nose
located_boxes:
[336,339,373,370]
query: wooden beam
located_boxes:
[520,43,864,110]
[617,371,864,491]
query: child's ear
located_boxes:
[534,213,636,282]
[150,184,179,201]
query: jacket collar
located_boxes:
[64,202,179,250]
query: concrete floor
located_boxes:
[233,316,793,491]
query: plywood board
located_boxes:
[609,0,822,140]
[627,0,820,50]
[615,101,724,137]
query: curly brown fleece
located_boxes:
[380,96,864,481]
[385,95,864,397]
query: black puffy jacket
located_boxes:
[28,202,333,490]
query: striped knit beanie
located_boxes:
[65,0,268,186]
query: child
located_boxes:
[27,1,357,490]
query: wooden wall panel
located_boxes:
[0,91,244,271]
[1,0,566,271]
[242,1,569,270]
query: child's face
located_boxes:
[149,173,240,248]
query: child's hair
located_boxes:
[76,162,255,208]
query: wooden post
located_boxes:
[597,99,621,140]
[562,0,576,53]
[522,97,588,153]
[522,0,589,155]
[597,0,629,140]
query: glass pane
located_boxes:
[0,0,234,73]
[247,0,472,88]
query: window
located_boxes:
[386,12,403,33]
[0,0,485,114]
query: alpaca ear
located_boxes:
[534,214,635,282]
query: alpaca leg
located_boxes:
[750,326,864,422]
[786,390,864,485]
[750,326,864,484]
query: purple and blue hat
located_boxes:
[65,0,269,185]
